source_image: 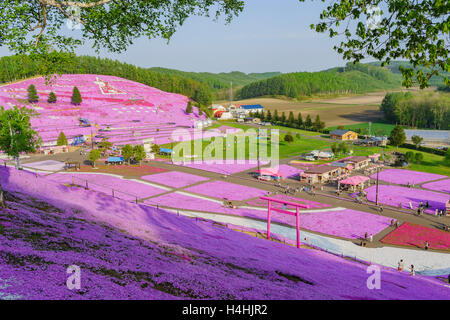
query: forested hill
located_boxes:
[238,63,402,100]
[0,55,213,106]
[368,61,449,87]
[148,68,281,90]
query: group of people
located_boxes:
[397,260,415,276]
[390,219,400,228]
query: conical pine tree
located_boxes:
[71,87,82,105]
[27,84,39,103]
[48,91,57,103]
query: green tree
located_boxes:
[405,151,415,163]
[121,144,134,163]
[98,138,113,155]
[27,84,39,103]
[338,142,349,154]
[288,111,295,126]
[47,91,57,103]
[71,87,82,105]
[0,106,41,207]
[297,112,303,128]
[151,144,161,154]
[331,143,339,155]
[134,145,147,165]
[266,110,272,122]
[56,132,68,146]
[280,112,287,124]
[0,106,41,169]
[88,149,101,168]
[304,115,313,129]
[445,149,450,166]
[273,110,279,122]
[305,0,449,88]
[295,133,301,140]
[313,115,325,131]
[284,133,294,144]
[389,125,406,149]
[411,135,424,149]
[415,152,424,164]
[186,101,193,114]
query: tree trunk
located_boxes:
[0,182,5,208]
[14,156,21,169]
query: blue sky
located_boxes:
[80,0,352,73]
[1,0,369,73]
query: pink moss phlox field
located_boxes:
[421,179,450,194]
[381,223,450,251]
[46,173,167,200]
[141,171,209,188]
[370,169,446,185]
[147,193,390,240]
[184,181,268,201]
[364,185,449,214]
[178,160,269,175]
[246,194,331,209]
[0,166,449,299]
[0,74,207,146]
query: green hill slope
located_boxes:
[367,61,449,87]
[239,63,402,100]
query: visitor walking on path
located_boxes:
[369,234,373,243]
[410,265,415,276]
[425,241,429,251]
[398,260,404,272]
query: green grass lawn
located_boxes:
[161,131,331,161]
[328,122,396,136]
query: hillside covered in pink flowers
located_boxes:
[0,166,449,300]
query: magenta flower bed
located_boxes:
[370,169,446,185]
[141,171,209,188]
[422,179,450,194]
[46,173,166,201]
[1,166,449,300]
[0,74,207,146]
[364,185,449,214]
[178,160,269,175]
[184,181,268,201]
[247,194,331,209]
[381,223,450,251]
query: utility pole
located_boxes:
[230,82,233,106]
[375,167,379,205]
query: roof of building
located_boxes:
[330,129,355,136]
[304,165,340,174]
[240,104,264,110]
[339,176,370,186]
[340,156,370,163]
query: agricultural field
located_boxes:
[216,96,384,127]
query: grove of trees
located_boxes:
[381,92,450,130]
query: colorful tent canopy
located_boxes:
[339,176,369,186]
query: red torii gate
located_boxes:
[260,196,309,248]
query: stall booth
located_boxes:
[446,199,450,216]
[338,176,370,192]
[254,168,283,181]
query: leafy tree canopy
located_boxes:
[57,131,68,146]
[0,1,244,77]
[304,0,449,88]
